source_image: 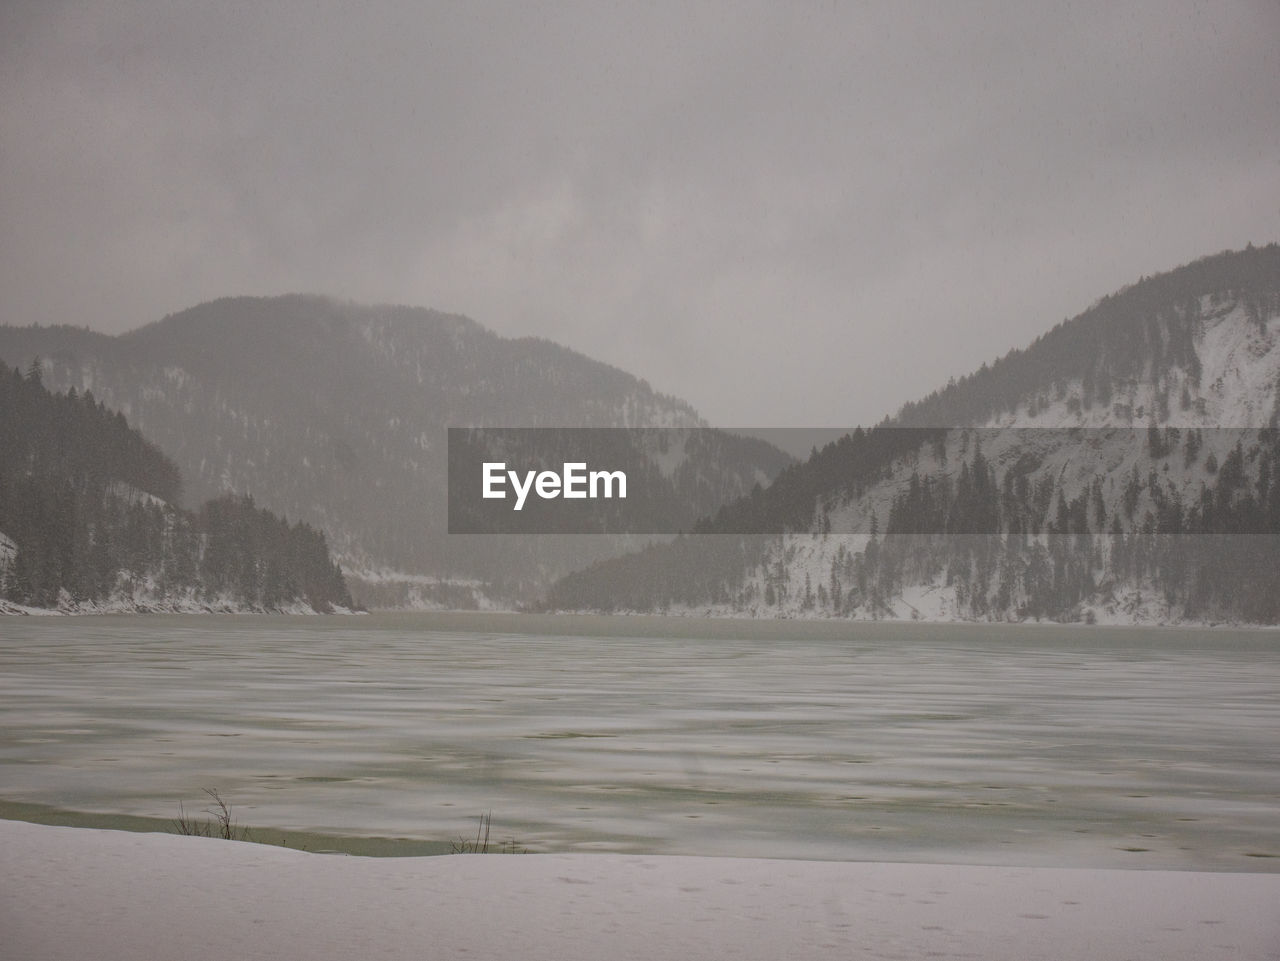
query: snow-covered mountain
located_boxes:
[0,296,791,606]
[547,245,1280,624]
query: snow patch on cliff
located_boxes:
[716,297,1280,625]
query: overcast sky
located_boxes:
[2,1,1277,426]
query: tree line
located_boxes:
[0,362,352,611]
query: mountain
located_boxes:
[0,296,792,606]
[545,244,1280,624]
[0,363,352,614]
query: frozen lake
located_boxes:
[1,613,1277,869]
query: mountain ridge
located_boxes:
[0,295,792,606]
[545,244,1280,624]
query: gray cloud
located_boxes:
[2,1,1278,426]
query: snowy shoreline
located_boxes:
[532,605,1280,632]
[7,598,1278,630]
[0,597,364,616]
[3,820,1278,961]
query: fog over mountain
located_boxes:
[0,297,791,606]
[2,3,1277,613]
[2,2,1277,427]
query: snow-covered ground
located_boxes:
[340,565,508,611]
[0,594,359,616]
[2,820,1276,961]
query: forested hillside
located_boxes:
[546,245,1280,624]
[0,296,790,606]
[0,364,352,613]
[894,244,1280,428]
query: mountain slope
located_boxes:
[546,244,1280,624]
[893,244,1280,430]
[0,296,792,605]
[0,364,352,613]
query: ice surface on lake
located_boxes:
[1,614,1277,869]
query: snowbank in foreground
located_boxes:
[2,820,1277,961]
